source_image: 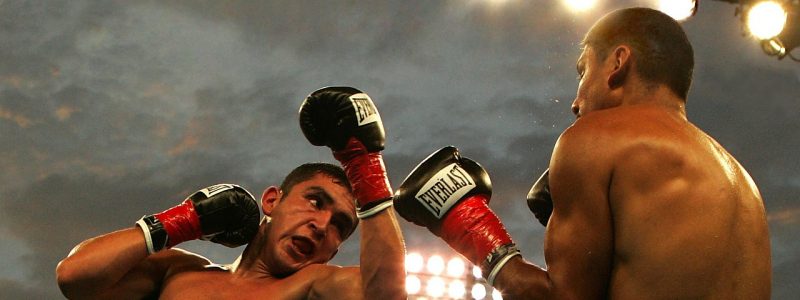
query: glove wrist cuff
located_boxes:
[136,216,168,254]
[483,243,521,286]
[356,197,394,219]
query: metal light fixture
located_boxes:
[742,0,800,60]
[700,0,800,61]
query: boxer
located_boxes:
[56,87,406,299]
[394,7,771,299]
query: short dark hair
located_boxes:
[279,162,352,198]
[583,7,694,100]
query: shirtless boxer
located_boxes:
[56,87,406,299]
[393,8,771,299]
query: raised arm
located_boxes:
[493,122,615,299]
[299,87,406,299]
[56,184,261,299]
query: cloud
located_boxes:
[1,0,799,298]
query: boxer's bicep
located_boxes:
[98,248,209,299]
[545,123,614,298]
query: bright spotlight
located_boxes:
[472,265,483,278]
[426,277,446,298]
[564,0,596,12]
[406,252,424,273]
[406,275,422,294]
[472,283,487,300]
[448,280,467,298]
[492,288,504,300]
[747,1,788,40]
[427,255,445,275]
[657,0,697,21]
[446,257,466,277]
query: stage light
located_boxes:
[427,255,445,275]
[472,265,483,278]
[426,276,446,298]
[492,288,504,300]
[406,252,424,273]
[747,1,788,40]
[448,279,466,298]
[446,257,466,277]
[657,0,697,21]
[406,275,422,294]
[472,283,487,300]
[564,0,596,12]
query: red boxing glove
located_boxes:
[153,199,203,249]
[334,137,393,209]
[393,146,520,285]
[438,195,515,271]
[136,184,260,254]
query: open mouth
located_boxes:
[291,236,315,257]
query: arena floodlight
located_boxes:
[472,265,483,278]
[657,0,698,21]
[427,255,445,275]
[564,0,596,12]
[406,252,425,273]
[426,276,446,298]
[746,1,788,40]
[743,0,800,60]
[448,280,467,298]
[406,275,422,294]
[492,288,504,300]
[446,257,466,277]
[472,283,487,300]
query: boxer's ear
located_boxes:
[607,45,632,89]
[261,186,281,216]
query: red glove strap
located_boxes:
[154,199,203,248]
[437,195,514,265]
[333,138,392,207]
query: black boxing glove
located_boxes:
[394,146,520,285]
[136,184,260,254]
[299,87,392,218]
[527,169,553,226]
[298,86,385,152]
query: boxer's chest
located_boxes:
[159,271,313,299]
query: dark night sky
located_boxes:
[0,0,798,298]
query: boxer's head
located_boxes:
[572,7,694,117]
[259,163,358,276]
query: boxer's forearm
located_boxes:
[493,256,552,299]
[359,207,407,300]
[56,227,155,298]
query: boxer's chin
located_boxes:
[269,246,308,277]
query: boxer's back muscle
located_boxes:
[592,106,770,299]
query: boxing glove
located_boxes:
[299,87,392,218]
[393,146,520,285]
[527,169,553,227]
[136,184,260,254]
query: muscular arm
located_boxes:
[56,227,207,299]
[357,207,406,299]
[316,207,406,300]
[494,120,614,299]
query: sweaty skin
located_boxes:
[56,174,406,299]
[492,44,770,299]
[547,105,771,299]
